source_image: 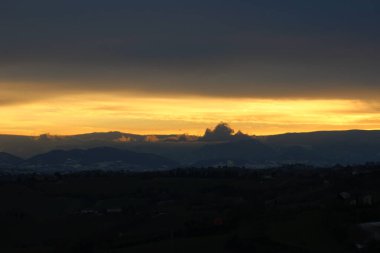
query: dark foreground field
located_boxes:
[1,165,380,253]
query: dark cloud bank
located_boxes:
[0,0,379,100]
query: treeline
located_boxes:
[1,162,380,183]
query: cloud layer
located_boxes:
[0,0,379,103]
[1,1,380,135]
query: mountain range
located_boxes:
[1,124,380,172]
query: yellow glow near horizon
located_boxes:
[0,94,380,136]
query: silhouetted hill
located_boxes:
[260,130,380,164]
[0,152,23,167]
[0,132,200,158]
[192,140,276,165]
[260,130,380,146]
[26,147,178,170]
[2,129,380,166]
[67,132,144,142]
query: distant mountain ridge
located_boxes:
[0,131,199,158]
[0,152,23,167]
[1,126,380,169]
[26,147,178,170]
[259,130,380,164]
[258,129,380,146]
[193,139,276,164]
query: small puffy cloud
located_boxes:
[163,134,199,142]
[144,135,159,142]
[34,133,62,141]
[114,135,135,143]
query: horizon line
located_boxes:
[1,128,380,138]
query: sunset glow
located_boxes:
[1,93,379,136]
[1,1,379,137]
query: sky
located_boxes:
[0,0,379,136]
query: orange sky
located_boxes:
[1,93,380,136]
[1,1,379,137]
